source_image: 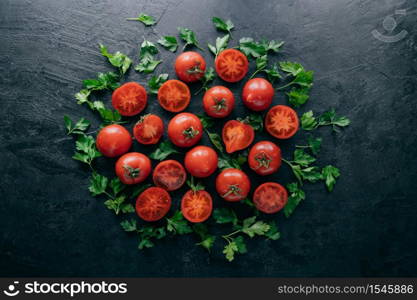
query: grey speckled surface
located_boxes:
[0,0,416,277]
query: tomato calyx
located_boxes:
[123,164,140,179]
[222,184,242,198]
[254,151,272,169]
[187,175,205,193]
[186,62,204,75]
[136,113,150,125]
[183,126,200,139]
[212,98,227,112]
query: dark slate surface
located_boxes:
[0,0,416,277]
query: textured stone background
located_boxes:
[0,0,416,277]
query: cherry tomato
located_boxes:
[215,49,248,82]
[133,114,164,145]
[115,152,151,185]
[153,160,186,191]
[112,82,147,116]
[184,146,218,178]
[253,182,288,214]
[181,190,213,223]
[222,120,254,153]
[265,105,299,139]
[248,141,282,176]
[215,168,250,202]
[96,124,132,158]
[203,86,235,118]
[168,113,203,147]
[136,187,171,222]
[242,78,274,111]
[175,51,206,83]
[157,79,191,112]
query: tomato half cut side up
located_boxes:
[222,120,254,153]
[133,114,164,145]
[253,182,288,214]
[157,79,191,112]
[265,105,299,139]
[215,49,249,83]
[153,160,187,191]
[181,190,213,223]
[112,82,147,116]
[136,187,171,222]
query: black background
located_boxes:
[1,0,416,277]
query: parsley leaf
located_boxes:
[279,61,304,76]
[301,111,318,130]
[287,87,310,108]
[166,211,193,235]
[208,34,230,57]
[212,17,234,37]
[322,165,340,192]
[223,241,239,262]
[109,177,124,196]
[293,149,316,166]
[72,135,102,167]
[265,221,281,240]
[178,27,203,51]
[64,115,90,135]
[149,140,180,161]
[239,38,284,59]
[104,195,132,215]
[88,172,109,196]
[284,182,306,217]
[83,72,120,91]
[148,73,169,94]
[207,131,224,153]
[238,114,263,132]
[130,184,151,198]
[195,67,215,95]
[193,223,216,252]
[296,136,322,155]
[126,13,156,26]
[233,236,247,253]
[264,63,282,83]
[241,217,270,238]
[135,40,161,73]
[99,44,132,75]
[301,110,350,131]
[249,55,268,79]
[278,62,313,107]
[137,226,167,250]
[120,219,138,232]
[157,36,178,52]
[213,208,238,225]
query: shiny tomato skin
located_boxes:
[96,124,132,158]
[112,82,147,116]
[222,120,254,153]
[133,114,164,145]
[242,78,274,111]
[215,168,251,202]
[136,187,171,222]
[248,141,282,176]
[265,105,299,139]
[115,152,152,185]
[168,113,203,147]
[157,79,191,112]
[184,146,218,178]
[203,86,235,118]
[181,190,213,223]
[175,51,206,83]
[215,49,249,82]
[153,160,186,191]
[253,182,288,214]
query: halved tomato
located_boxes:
[265,105,299,139]
[133,114,164,145]
[153,160,186,191]
[181,190,213,223]
[157,79,191,112]
[136,187,171,222]
[215,49,248,82]
[112,82,147,116]
[253,182,288,214]
[222,120,254,153]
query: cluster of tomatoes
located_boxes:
[95,49,300,223]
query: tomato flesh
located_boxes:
[265,105,299,139]
[222,120,254,153]
[112,82,147,116]
[158,80,191,112]
[253,182,288,214]
[153,160,186,191]
[136,187,171,222]
[133,114,164,145]
[181,190,213,223]
[215,49,248,82]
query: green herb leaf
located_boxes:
[279,61,304,76]
[300,166,323,183]
[149,140,180,161]
[195,67,215,94]
[88,172,109,196]
[233,236,247,253]
[262,39,284,53]
[284,182,305,217]
[301,111,318,131]
[166,211,193,235]
[72,135,102,166]
[110,177,124,196]
[287,87,310,108]
[99,44,132,74]
[157,36,178,52]
[120,219,137,232]
[208,34,230,56]
[207,131,223,153]
[135,58,161,73]
[75,89,91,105]
[148,73,169,94]
[212,17,234,36]
[223,241,238,262]
[198,114,214,129]
[318,109,351,131]
[322,165,340,192]
[241,217,270,238]
[127,13,156,26]
[104,195,126,215]
[213,208,238,225]
[64,115,90,135]
[264,63,282,83]
[83,72,120,91]
[193,223,216,252]
[293,149,316,166]
[130,184,151,198]
[135,40,161,73]
[307,136,322,155]
[121,203,135,213]
[178,27,203,51]
[238,37,265,58]
[265,221,281,240]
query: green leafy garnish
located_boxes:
[301,109,350,131]
[265,221,281,240]
[88,172,109,196]
[263,63,282,83]
[178,27,203,51]
[157,36,178,52]
[296,136,322,155]
[284,182,305,217]
[72,135,102,168]
[238,114,263,132]
[120,219,138,232]
[135,40,161,73]
[249,55,268,79]
[99,44,132,75]
[166,211,193,235]
[149,140,180,161]
[322,165,340,192]
[195,67,215,95]
[193,223,216,252]
[126,13,156,26]
[208,34,230,57]
[212,17,234,37]
[239,37,284,58]
[104,195,134,215]
[213,208,238,225]
[148,73,169,94]
[64,115,90,135]
[83,72,120,91]
[293,149,316,166]
[282,148,323,185]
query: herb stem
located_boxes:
[276,81,294,90]
[222,230,241,240]
[249,69,262,79]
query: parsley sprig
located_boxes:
[135,40,161,73]
[301,109,351,131]
[194,67,215,95]
[126,13,157,26]
[212,17,234,37]
[178,27,204,51]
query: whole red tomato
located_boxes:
[184,146,218,178]
[175,51,206,82]
[248,141,282,175]
[215,168,251,202]
[96,124,132,158]
[115,152,151,185]
[242,78,274,111]
[168,113,203,147]
[203,86,235,118]
[133,114,164,145]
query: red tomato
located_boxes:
[115,152,151,185]
[168,113,203,147]
[215,168,250,201]
[136,187,171,222]
[242,78,274,111]
[202,86,235,118]
[157,79,191,112]
[253,182,288,214]
[265,105,299,139]
[215,49,248,82]
[96,124,132,158]
[133,114,164,145]
[184,146,218,178]
[175,51,206,83]
[112,82,147,116]
[181,190,213,223]
[153,160,186,191]
[248,141,282,176]
[222,120,254,153]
